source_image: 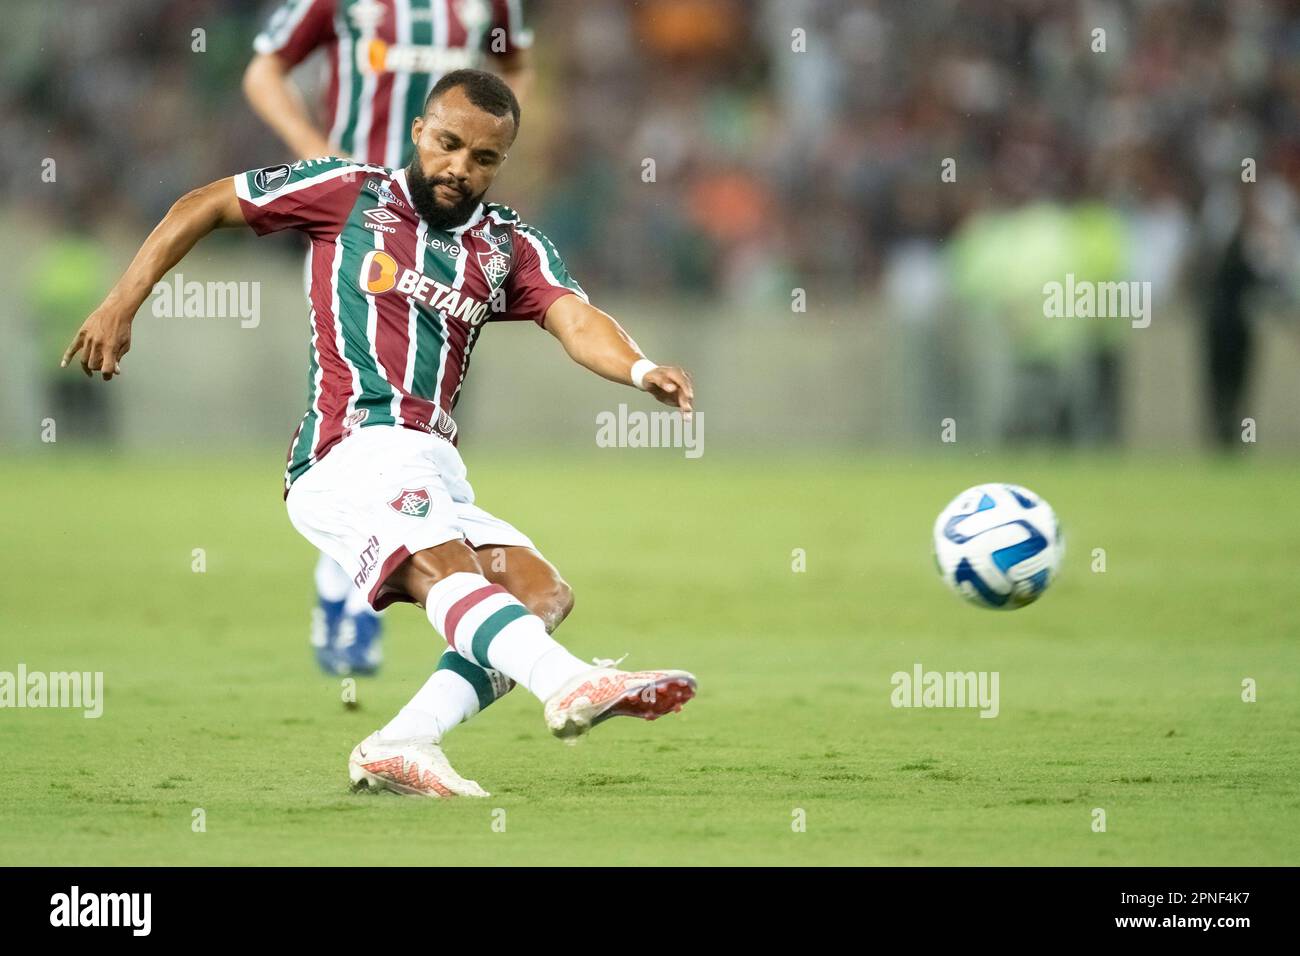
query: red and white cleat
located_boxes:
[348,732,489,798]
[543,665,697,740]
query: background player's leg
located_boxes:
[338,576,384,675]
[310,553,349,674]
[311,552,386,676]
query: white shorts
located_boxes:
[286,425,535,611]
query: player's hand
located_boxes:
[61,308,132,382]
[642,366,694,415]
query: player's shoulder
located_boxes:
[482,202,555,246]
[288,156,394,180]
[238,156,395,204]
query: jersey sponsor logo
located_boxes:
[359,250,493,325]
[344,409,369,429]
[253,163,292,194]
[365,179,404,207]
[427,237,462,257]
[353,534,382,589]
[362,250,400,294]
[471,222,510,248]
[389,487,432,518]
[363,208,401,233]
[358,39,479,75]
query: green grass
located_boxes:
[1,448,1298,865]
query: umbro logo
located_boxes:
[363,207,401,233]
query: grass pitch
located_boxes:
[2,449,1297,865]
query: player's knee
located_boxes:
[535,579,574,634]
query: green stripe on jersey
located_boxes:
[410,298,444,401]
[336,197,398,427]
[336,0,367,159]
[290,321,322,470]
[399,1,436,169]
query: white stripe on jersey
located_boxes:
[385,0,413,167]
[328,21,354,152]
[393,166,414,205]
[353,35,380,167]
[304,241,326,470]
[330,233,365,430]
[365,229,399,421]
[432,0,449,74]
[431,218,470,405]
[254,0,315,53]
[505,0,533,47]
[462,0,487,53]
[235,161,385,207]
[402,216,428,398]
[282,302,328,491]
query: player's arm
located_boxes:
[60,179,247,381]
[242,52,333,161]
[542,294,694,413]
[491,48,534,105]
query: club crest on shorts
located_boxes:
[389,487,432,518]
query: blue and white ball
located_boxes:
[933,483,1063,609]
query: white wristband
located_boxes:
[630,359,658,390]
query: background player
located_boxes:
[243,0,535,676]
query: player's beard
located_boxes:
[406,160,483,232]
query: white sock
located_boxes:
[314,554,351,603]
[381,668,480,743]
[425,572,589,701]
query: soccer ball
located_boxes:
[932,483,1063,609]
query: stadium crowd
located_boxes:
[3,0,1298,442]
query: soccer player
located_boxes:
[243,0,534,675]
[61,70,697,797]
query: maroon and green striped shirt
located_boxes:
[254,0,532,168]
[234,157,586,493]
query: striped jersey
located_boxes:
[254,0,531,167]
[233,157,586,494]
